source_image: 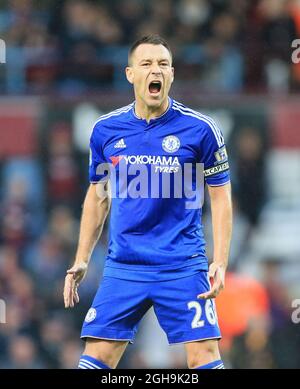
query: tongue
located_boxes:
[149,84,160,93]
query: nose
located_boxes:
[151,62,162,74]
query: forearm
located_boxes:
[74,183,110,266]
[208,183,232,269]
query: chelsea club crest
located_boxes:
[162,135,180,153]
[85,308,97,323]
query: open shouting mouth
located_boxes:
[148,80,162,96]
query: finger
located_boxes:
[64,273,80,308]
[67,263,86,274]
[69,279,75,308]
[198,283,224,299]
[212,273,224,293]
[66,276,75,308]
[67,268,78,275]
[209,264,220,279]
[64,288,68,308]
[63,286,68,308]
[64,275,72,307]
[74,273,83,284]
[197,290,216,299]
[64,282,71,308]
[208,268,216,279]
[67,269,84,285]
[197,283,221,299]
[74,287,80,304]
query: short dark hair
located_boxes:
[128,35,173,65]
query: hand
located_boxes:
[63,262,88,308]
[197,262,226,300]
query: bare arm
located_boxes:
[74,182,110,266]
[198,182,232,300]
[64,182,111,308]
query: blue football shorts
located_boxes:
[81,270,221,345]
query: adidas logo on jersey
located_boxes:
[114,138,126,148]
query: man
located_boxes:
[64,35,232,370]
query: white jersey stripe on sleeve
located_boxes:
[173,101,224,147]
[96,103,133,120]
[172,104,223,147]
[173,100,224,144]
[80,359,102,369]
[212,363,225,369]
[78,362,93,369]
[173,101,224,146]
[93,104,134,126]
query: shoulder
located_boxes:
[93,103,134,131]
[172,100,224,146]
[172,99,218,129]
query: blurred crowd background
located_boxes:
[0,0,300,369]
[1,0,300,94]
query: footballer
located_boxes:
[64,35,232,370]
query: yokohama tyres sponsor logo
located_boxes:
[123,155,180,166]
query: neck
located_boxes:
[134,98,169,123]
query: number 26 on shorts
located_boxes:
[187,300,217,328]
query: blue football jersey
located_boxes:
[89,98,230,281]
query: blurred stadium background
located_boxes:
[0,0,300,369]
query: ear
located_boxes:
[171,67,174,84]
[125,66,134,84]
